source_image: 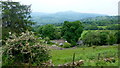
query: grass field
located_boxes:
[97,26,107,29]
[50,45,118,66]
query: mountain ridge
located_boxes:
[31,11,108,25]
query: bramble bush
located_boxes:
[2,31,51,66]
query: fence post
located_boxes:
[98,53,100,60]
[73,53,75,66]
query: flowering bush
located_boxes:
[2,31,51,66]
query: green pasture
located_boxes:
[50,45,118,66]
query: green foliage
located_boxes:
[115,31,120,44]
[82,31,100,46]
[1,1,34,40]
[54,27,61,39]
[2,31,50,66]
[107,32,117,45]
[62,21,83,46]
[106,24,120,30]
[44,37,50,44]
[97,26,107,30]
[62,42,72,48]
[99,31,109,45]
[81,30,117,46]
[84,25,98,30]
[82,16,118,26]
[38,24,61,40]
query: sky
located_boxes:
[2,0,120,15]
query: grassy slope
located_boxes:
[50,45,118,66]
[97,26,107,29]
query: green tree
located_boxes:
[81,31,100,46]
[99,31,109,45]
[115,31,120,44]
[81,31,116,46]
[107,31,117,45]
[1,1,34,40]
[53,27,61,39]
[62,21,83,46]
[38,24,56,39]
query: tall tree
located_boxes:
[1,1,34,39]
[38,24,56,40]
[62,21,83,46]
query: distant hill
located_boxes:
[80,16,118,26]
[31,11,107,26]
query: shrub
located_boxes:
[92,46,96,49]
[2,31,51,66]
[44,37,50,44]
[62,42,72,48]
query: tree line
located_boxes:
[36,21,83,46]
[81,30,120,46]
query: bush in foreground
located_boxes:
[2,31,51,66]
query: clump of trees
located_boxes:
[61,21,83,46]
[37,21,83,47]
[81,31,117,46]
[38,24,61,40]
[106,24,120,30]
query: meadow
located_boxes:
[51,45,118,66]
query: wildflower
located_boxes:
[26,42,29,46]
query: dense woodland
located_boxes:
[1,1,120,67]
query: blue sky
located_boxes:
[3,0,120,15]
